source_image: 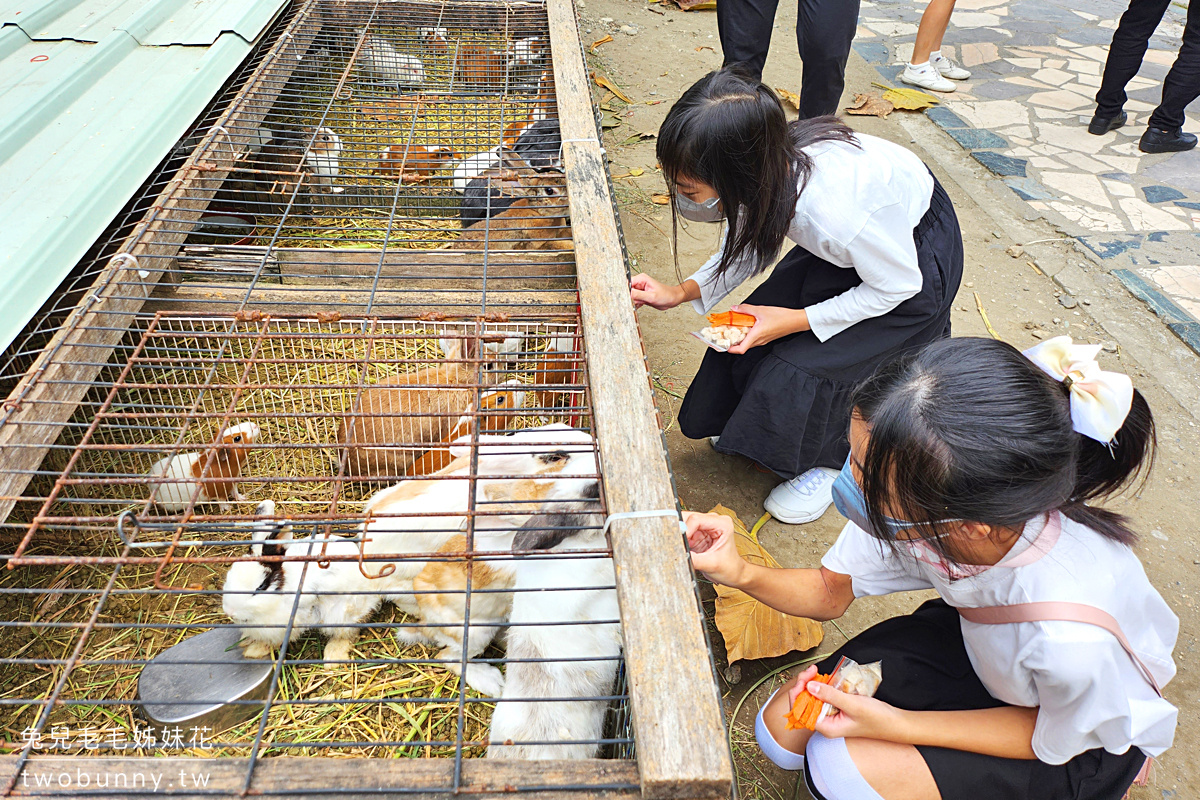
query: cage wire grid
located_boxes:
[0,0,643,794]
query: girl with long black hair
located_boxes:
[684,336,1177,800]
[632,67,963,525]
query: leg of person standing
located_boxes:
[901,0,970,93]
[794,0,861,118]
[717,0,782,82]
[1089,0,1172,134]
[1142,0,1199,152]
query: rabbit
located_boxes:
[513,119,562,171]
[486,484,623,760]
[532,344,579,410]
[304,127,344,193]
[460,154,545,227]
[337,334,504,479]
[508,36,547,67]
[452,148,503,192]
[405,380,528,476]
[221,500,410,662]
[453,43,509,92]
[447,175,572,251]
[148,422,260,513]
[365,425,600,696]
[357,31,425,88]
[533,69,556,122]
[377,144,460,182]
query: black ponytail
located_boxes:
[656,67,857,283]
[850,337,1155,559]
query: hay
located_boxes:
[0,552,492,759]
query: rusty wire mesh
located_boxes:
[0,0,640,793]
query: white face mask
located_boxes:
[675,194,724,223]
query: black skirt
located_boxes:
[804,600,1148,800]
[678,177,963,479]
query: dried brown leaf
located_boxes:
[775,87,801,111]
[844,92,894,118]
[871,82,941,110]
[590,34,614,52]
[709,505,824,663]
[591,71,634,104]
[650,193,671,205]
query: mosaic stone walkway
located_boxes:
[852,0,1200,350]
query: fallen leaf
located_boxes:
[601,113,622,129]
[708,505,823,663]
[872,82,940,110]
[651,193,671,205]
[776,87,801,111]
[645,99,663,105]
[681,0,717,9]
[592,71,634,104]
[844,92,894,118]
[630,167,645,176]
[705,506,830,662]
[695,45,715,52]
[619,130,656,146]
[590,34,613,52]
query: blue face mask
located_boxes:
[830,454,957,540]
[675,194,724,223]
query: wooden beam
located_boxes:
[547,2,734,798]
[142,283,579,315]
[0,756,639,799]
[0,0,322,527]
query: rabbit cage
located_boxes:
[0,0,733,798]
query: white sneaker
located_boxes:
[931,52,971,80]
[709,436,721,448]
[901,63,956,93]
[763,467,840,524]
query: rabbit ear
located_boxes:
[512,503,601,551]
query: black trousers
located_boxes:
[1096,0,1200,130]
[716,0,860,118]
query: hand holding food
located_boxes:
[682,510,746,587]
[694,310,756,351]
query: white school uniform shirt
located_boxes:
[686,133,935,342]
[822,511,1178,765]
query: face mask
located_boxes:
[675,194,724,223]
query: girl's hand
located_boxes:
[682,510,747,587]
[785,665,821,709]
[630,274,685,310]
[726,304,810,354]
[806,677,907,742]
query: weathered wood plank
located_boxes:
[547,2,734,798]
[142,283,579,315]
[0,1,321,528]
[0,756,639,799]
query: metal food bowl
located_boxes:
[137,627,274,733]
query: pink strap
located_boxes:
[957,601,1163,697]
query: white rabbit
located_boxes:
[486,488,622,760]
[357,31,426,87]
[451,147,503,192]
[221,500,411,662]
[364,425,600,696]
[148,422,260,513]
[304,127,343,193]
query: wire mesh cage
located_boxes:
[0,0,731,795]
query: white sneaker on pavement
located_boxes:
[901,62,956,93]
[763,467,840,524]
[931,51,971,80]
[709,435,721,448]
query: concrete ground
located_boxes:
[576,0,1200,797]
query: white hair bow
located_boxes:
[1022,336,1133,444]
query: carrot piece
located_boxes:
[706,310,757,327]
[784,672,831,730]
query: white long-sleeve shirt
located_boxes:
[821,512,1179,765]
[687,133,936,342]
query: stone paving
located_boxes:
[851,0,1200,350]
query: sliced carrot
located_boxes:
[706,310,757,328]
[784,672,831,731]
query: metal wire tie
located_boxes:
[601,509,685,539]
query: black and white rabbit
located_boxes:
[486,484,623,759]
[221,500,406,662]
[512,119,562,171]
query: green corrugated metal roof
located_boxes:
[0,0,287,352]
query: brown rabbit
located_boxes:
[377,144,460,182]
[337,336,502,478]
[453,43,509,91]
[448,174,572,251]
